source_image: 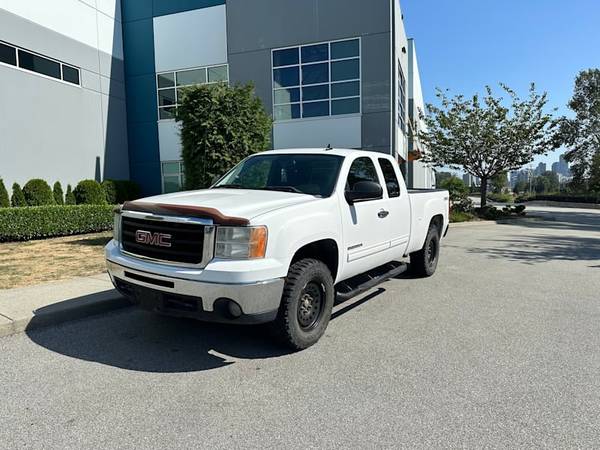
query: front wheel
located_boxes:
[410,224,440,277]
[271,258,334,350]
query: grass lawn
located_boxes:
[0,232,112,289]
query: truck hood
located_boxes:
[137,188,319,220]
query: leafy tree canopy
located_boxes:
[419,83,558,205]
[177,83,272,190]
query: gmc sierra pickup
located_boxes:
[105,148,449,349]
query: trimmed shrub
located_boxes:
[65,184,76,205]
[0,179,9,208]
[101,180,117,204]
[53,181,64,205]
[519,193,600,204]
[487,192,514,203]
[11,183,27,207]
[23,179,54,206]
[73,179,107,205]
[0,205,114,242]
[102,179,141,204]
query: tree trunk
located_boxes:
[480,176,488,207]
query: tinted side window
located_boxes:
[378,158,401,197]
[346,157,380,190]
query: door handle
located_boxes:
[378,209,389,218]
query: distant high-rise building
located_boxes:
[552,154,571,178]
[534,162,547,176]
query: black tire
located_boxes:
[410,224,440,277]
[271,258,334,350]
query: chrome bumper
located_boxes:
[106,260,284,315]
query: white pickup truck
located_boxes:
[105,148,449,349]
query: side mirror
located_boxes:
[345,181,383,204]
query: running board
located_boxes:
[335,261,408,302]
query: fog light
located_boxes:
[227,301,242,318]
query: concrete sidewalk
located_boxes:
[0,273,128,338]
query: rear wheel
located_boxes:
[271,258,334,350]
[410,224,440,277]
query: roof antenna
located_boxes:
[325,144,333,151]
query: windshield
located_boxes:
[212,153,344,197]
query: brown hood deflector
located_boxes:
[122,201,250,226]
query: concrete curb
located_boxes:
[0,276,130,339]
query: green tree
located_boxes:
[439,176,469,202]
[0,179,9,208]
[53,181,64,205]
[589,151,600,193]
[11,183,27,207]
[65,184,76,205]
[491,172,509,194]
[434,171,453,187]
[533,171,559,194]
[176,83,272,189]
[513,179,528,194]
[558,69,600,190]
[419,83,558,206]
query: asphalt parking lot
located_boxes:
[1,206,599,448]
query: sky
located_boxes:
[402,0,600,171]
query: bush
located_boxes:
[0,179,8,208]
[102,179,140,204]
[487,192,513,203]
[439,176,469,203]
[11,183,27,207]
[475,204,526,220]
[0,205,114,242]
[177,83,272,189]
[53,181,64,205]
[73,179,107,205]
[65,184,76,205]
[23,179,54,206]
[449,211,474,223]
[517,193,600,204]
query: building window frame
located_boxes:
[161,160,185,193]
[398,61,407,133]
[271,37,362,122]
[0,40,81,87]
[156,63,229,121]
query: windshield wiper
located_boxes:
[212,184,245,189]
[263,186,305,194]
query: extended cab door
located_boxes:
[339,156,393,279]
[377,157,411,258]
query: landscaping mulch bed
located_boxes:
[0,232,112,289]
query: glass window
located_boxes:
[0,42,16,66]
[156,65,229,120]
[271,38,361,122]
[378,158,401,197]
[273,48,299,67]
[302,101,329,118]
[398,62,407,132]
[274,88,300,104]
[18,50,61,79]
[176,68,205,86]
[346,157,380,192]
[62,65,79,85]
[302,84,329,101]
[158,89,176,107]
[157,72,175,88]
[273,66,299,88]
[274,104,301,121]
[213,154,344,197]
[208,65,228,83]
[332,97,360,115]
[331,39,359,60]
[331,59,359,82]
[161,161,185,193]
[302,63,328,85]
[301,44,328,63]
[331,81,359,98]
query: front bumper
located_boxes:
[106,260,284,324]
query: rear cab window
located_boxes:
[378,158,401,198]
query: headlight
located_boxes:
[113,210,121,243]
[215,226,267,259]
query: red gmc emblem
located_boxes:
[135,230,172,248]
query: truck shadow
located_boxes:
[25,288,388,373]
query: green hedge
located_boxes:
[0,205,114,242]
[517,193,600,204]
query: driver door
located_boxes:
[340,156,392,279]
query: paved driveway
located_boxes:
[1,206,599,448]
